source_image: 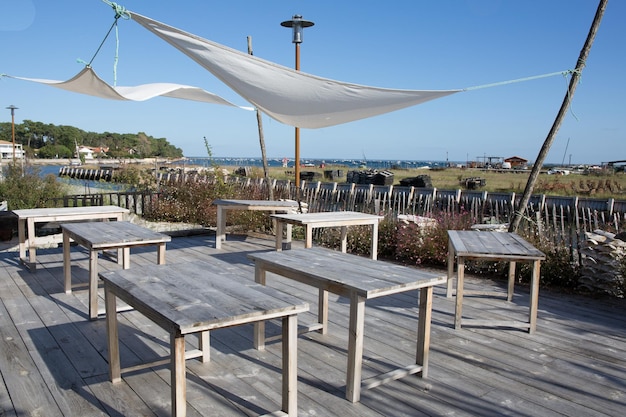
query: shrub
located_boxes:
[0,163,66,209]
[394,209,475,267]
[518,231,580,289]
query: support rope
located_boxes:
[77,2,131,85]
[462,69,579,91]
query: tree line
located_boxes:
[0,120,183,159]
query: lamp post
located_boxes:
[6,105,18,162]
[281,15,314,187]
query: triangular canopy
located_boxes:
[130,12,461,129]
[4,66,249,108]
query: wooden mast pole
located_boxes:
[509,0,608,233]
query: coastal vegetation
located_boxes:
[2,158,624,297]
[0,121,183,159]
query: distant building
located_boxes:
[504,156,528,169]
[77,146,95,160]
[76,145,109,160]
[0,140,25,160]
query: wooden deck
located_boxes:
[1,231,624,417]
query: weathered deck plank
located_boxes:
[1,232,625,417]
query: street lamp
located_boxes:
[6,105,18,162]
[281,15,314,187]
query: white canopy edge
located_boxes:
[4,66,252,109]
[130,12,461,129]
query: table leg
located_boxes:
[157,243,166,265]
[199,331,210,362]
[370,223,379,260]
[254,266,267,349]
[416,286,434,377]
[305,225,313,249]
[63,232,72,294]
[318,289,329,335]
[105,283,121,383]
[346,292,365,403]
[285,224,293,248]
[117,248,124,266]
[27,218,36,267]
[282,314,298,416]
[528,260,541,334]
[122,248,131,269]
[454,256,465,330]
[18,219,26,261]
[171,331,187,417]
[507,261,516,302]
[340,226,348,253]
[89,249,99,320]
[275,221,284,252]
[446,239,455,297]
[215,206,225,249]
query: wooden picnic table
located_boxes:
[12,205,129,271]
[248,247,446,403]
[100,261,308,417]
[447,230,546,333]
[271,211,384,260]
[212,199,303,249]
[62,221,171,320]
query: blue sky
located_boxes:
[1,0,623,165]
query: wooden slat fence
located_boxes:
[45,178,626,265]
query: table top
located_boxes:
[271,211,384,225]
[212,199,301,208]
[13,205,129,219]
[448,230,545,260]
[100,261,309,334]
[61,221,171,248]
[249,247,446,299]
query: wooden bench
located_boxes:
[100,261,308,417]
[271,211,384,260]
[447,230,546,333]
[13,205,129,271]
[248,248,446,402]
[62,221,171,320]
[212,199,303,249]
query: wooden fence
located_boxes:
[47,176,626,262]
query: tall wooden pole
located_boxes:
[509,0,608,233]
[294,42,302,188]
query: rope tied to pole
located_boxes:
[462,69,578,91]
[77,1,131,85]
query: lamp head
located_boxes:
[281,15,314,44]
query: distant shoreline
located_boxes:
[22,157,186,166]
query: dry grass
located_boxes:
[244,165,626,199]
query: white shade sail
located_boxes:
[130,12,461,129]
[4,66,249,108]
